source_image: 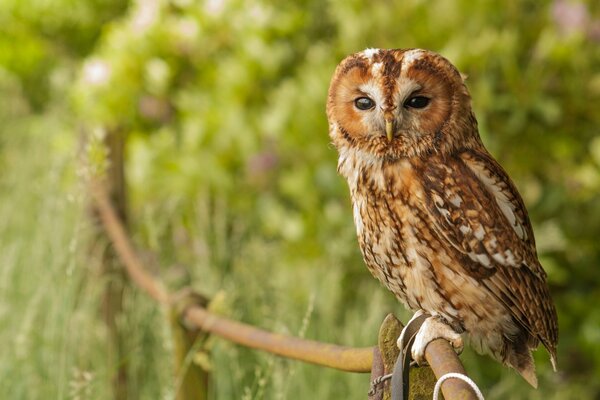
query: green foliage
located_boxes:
[1,0,600,398]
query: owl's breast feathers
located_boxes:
[340,146,558,371]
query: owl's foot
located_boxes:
[410,315,463,366]
[396,310,428,352]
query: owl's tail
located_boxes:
[504,334,539,388]
[505,324,559,388]
[507,350,538,388]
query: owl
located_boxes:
[327,48,558,387]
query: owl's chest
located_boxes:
[351,186,412,280]
[348,162,436,305]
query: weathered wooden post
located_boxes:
[171,290,211,400]
[90,129,129,400]
[370,314,437,400]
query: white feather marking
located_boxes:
[362,48,380,59]
[444,307,459,317]
[437,206,451,220]
[505,250,516,265]
[358,82,383,101]
[491,252,506,264]
[405,246,419,264]
[476,253,491,267]
[432,194,451,220]
[402,49,425,67]
[474,225,485,240]
[337,148,358,184]
[338,146,386,192]
[515,224,526,240]
[352,199,364,235]
[459,225,471,235]
[464,158,526,240]
[371,61,383,77]
[449,194,463,207]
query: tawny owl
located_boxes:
[327,48,558,387]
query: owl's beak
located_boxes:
[385,119,394,141]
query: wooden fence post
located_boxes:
[171,291,211,400]
[95,129,128,400]
[371,314,437,400]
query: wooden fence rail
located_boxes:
[91,181,480,400]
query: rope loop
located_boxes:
[433,372,484,400]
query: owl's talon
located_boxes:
[411,316,463,366]
[396,310,427,350]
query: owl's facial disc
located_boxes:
[327,48,475,159]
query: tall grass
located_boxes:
[0,115,167,399]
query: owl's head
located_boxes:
[327,48,481,159]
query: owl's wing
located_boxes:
[421,150,541,276]
[420,149,557,350]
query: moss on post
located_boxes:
[376,314,436,400]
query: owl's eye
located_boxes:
[404,96,430,109]
[354,97,375,110]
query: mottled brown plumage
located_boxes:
[327,48,558,387]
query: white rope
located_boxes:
[433,372,485,400]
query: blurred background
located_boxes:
[1,0,599,398]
